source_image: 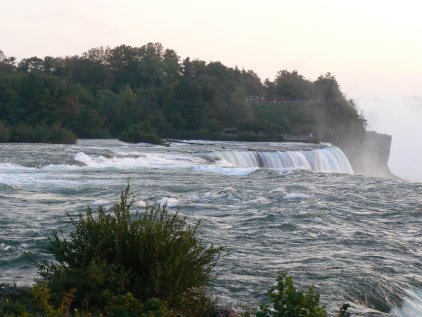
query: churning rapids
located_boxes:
[0,140,421,316]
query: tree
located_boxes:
[137,42,165,87]
[273,70,314,101]
[42,56,66,75]
[0,50,16,73]
[64,56,107,91]
[17,57,45,72]
[37,185,223,315]
[110,85,142,133]
[107,45,140,90]
[0,120,11,142]
[0,43,368,146]
[314,73,338,102]
[162,49,181,82]
[241,69,265,98]
[228,86,254,124]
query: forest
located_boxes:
[0,43,366,147]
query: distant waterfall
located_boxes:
[215,146,353,174]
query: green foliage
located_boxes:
[0,120,11,142]
[256,272,327,317]
[0,121,77,144]
[0,285,35,317]
[0,44,366,147]
[251,273,351,317]
[10,123,77,144]
[37,185,222,316]
[31,283,76,317]
[272,70,315,101]
[0,286,173,317]
[106,295,172,317]
[119,125,164,145]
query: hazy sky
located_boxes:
[1,0,421,180]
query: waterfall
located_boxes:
[215,146,353,174]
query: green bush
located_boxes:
[0,120,11,142]
[31,123,77,144]
[119,125,164,145]
[8,123,77,144]
[252,272,351,317]
[0,285,36,317]
[37,185,222,316]
[256,272,328,317]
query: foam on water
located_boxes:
[1,140,420,316]
[0,163,31,171]
[192,165,258,176]
[0,243,12,252]
[74,152,206,169]
[283,193,310,200]
[92,199,110,206]
[391,290,422,317]
[0,162,82,176]
[136,200,147,207]
[42,164,81,171]
[158,197,179,208]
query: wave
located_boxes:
[213,146,353,174]
[0,163,31,171]
[0,243,12,252]
[0,162,77,173]
[391,289,422,317]
[92,199,111,206]
[192,165,258,176]
[74,152,206,169]
[0,146,352,183]
[158,197,179,208]
[283,193,310,200]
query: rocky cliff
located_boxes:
[340,131,396,179]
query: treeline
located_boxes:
[0,44,366,145]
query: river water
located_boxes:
[0,139,421,316]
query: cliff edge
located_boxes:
[340,131,397,179]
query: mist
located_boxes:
[359,97,422,182]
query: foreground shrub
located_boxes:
[256,272,337,317]
[37,185,222,316]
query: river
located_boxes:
[0,139,421,316]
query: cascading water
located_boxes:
[214,146,353,174]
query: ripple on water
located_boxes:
[0,140,421,316]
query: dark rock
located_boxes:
[341,131,398,179]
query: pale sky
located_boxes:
[1,0,422,180]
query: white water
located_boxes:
[73,145,352,174]
[214,146,353,174]
[1,140,421,317]
[283,193,310,200]
[0,145,353,189]
[74,151,206,169]
[392,290,422,317]
[192,165,258,176]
